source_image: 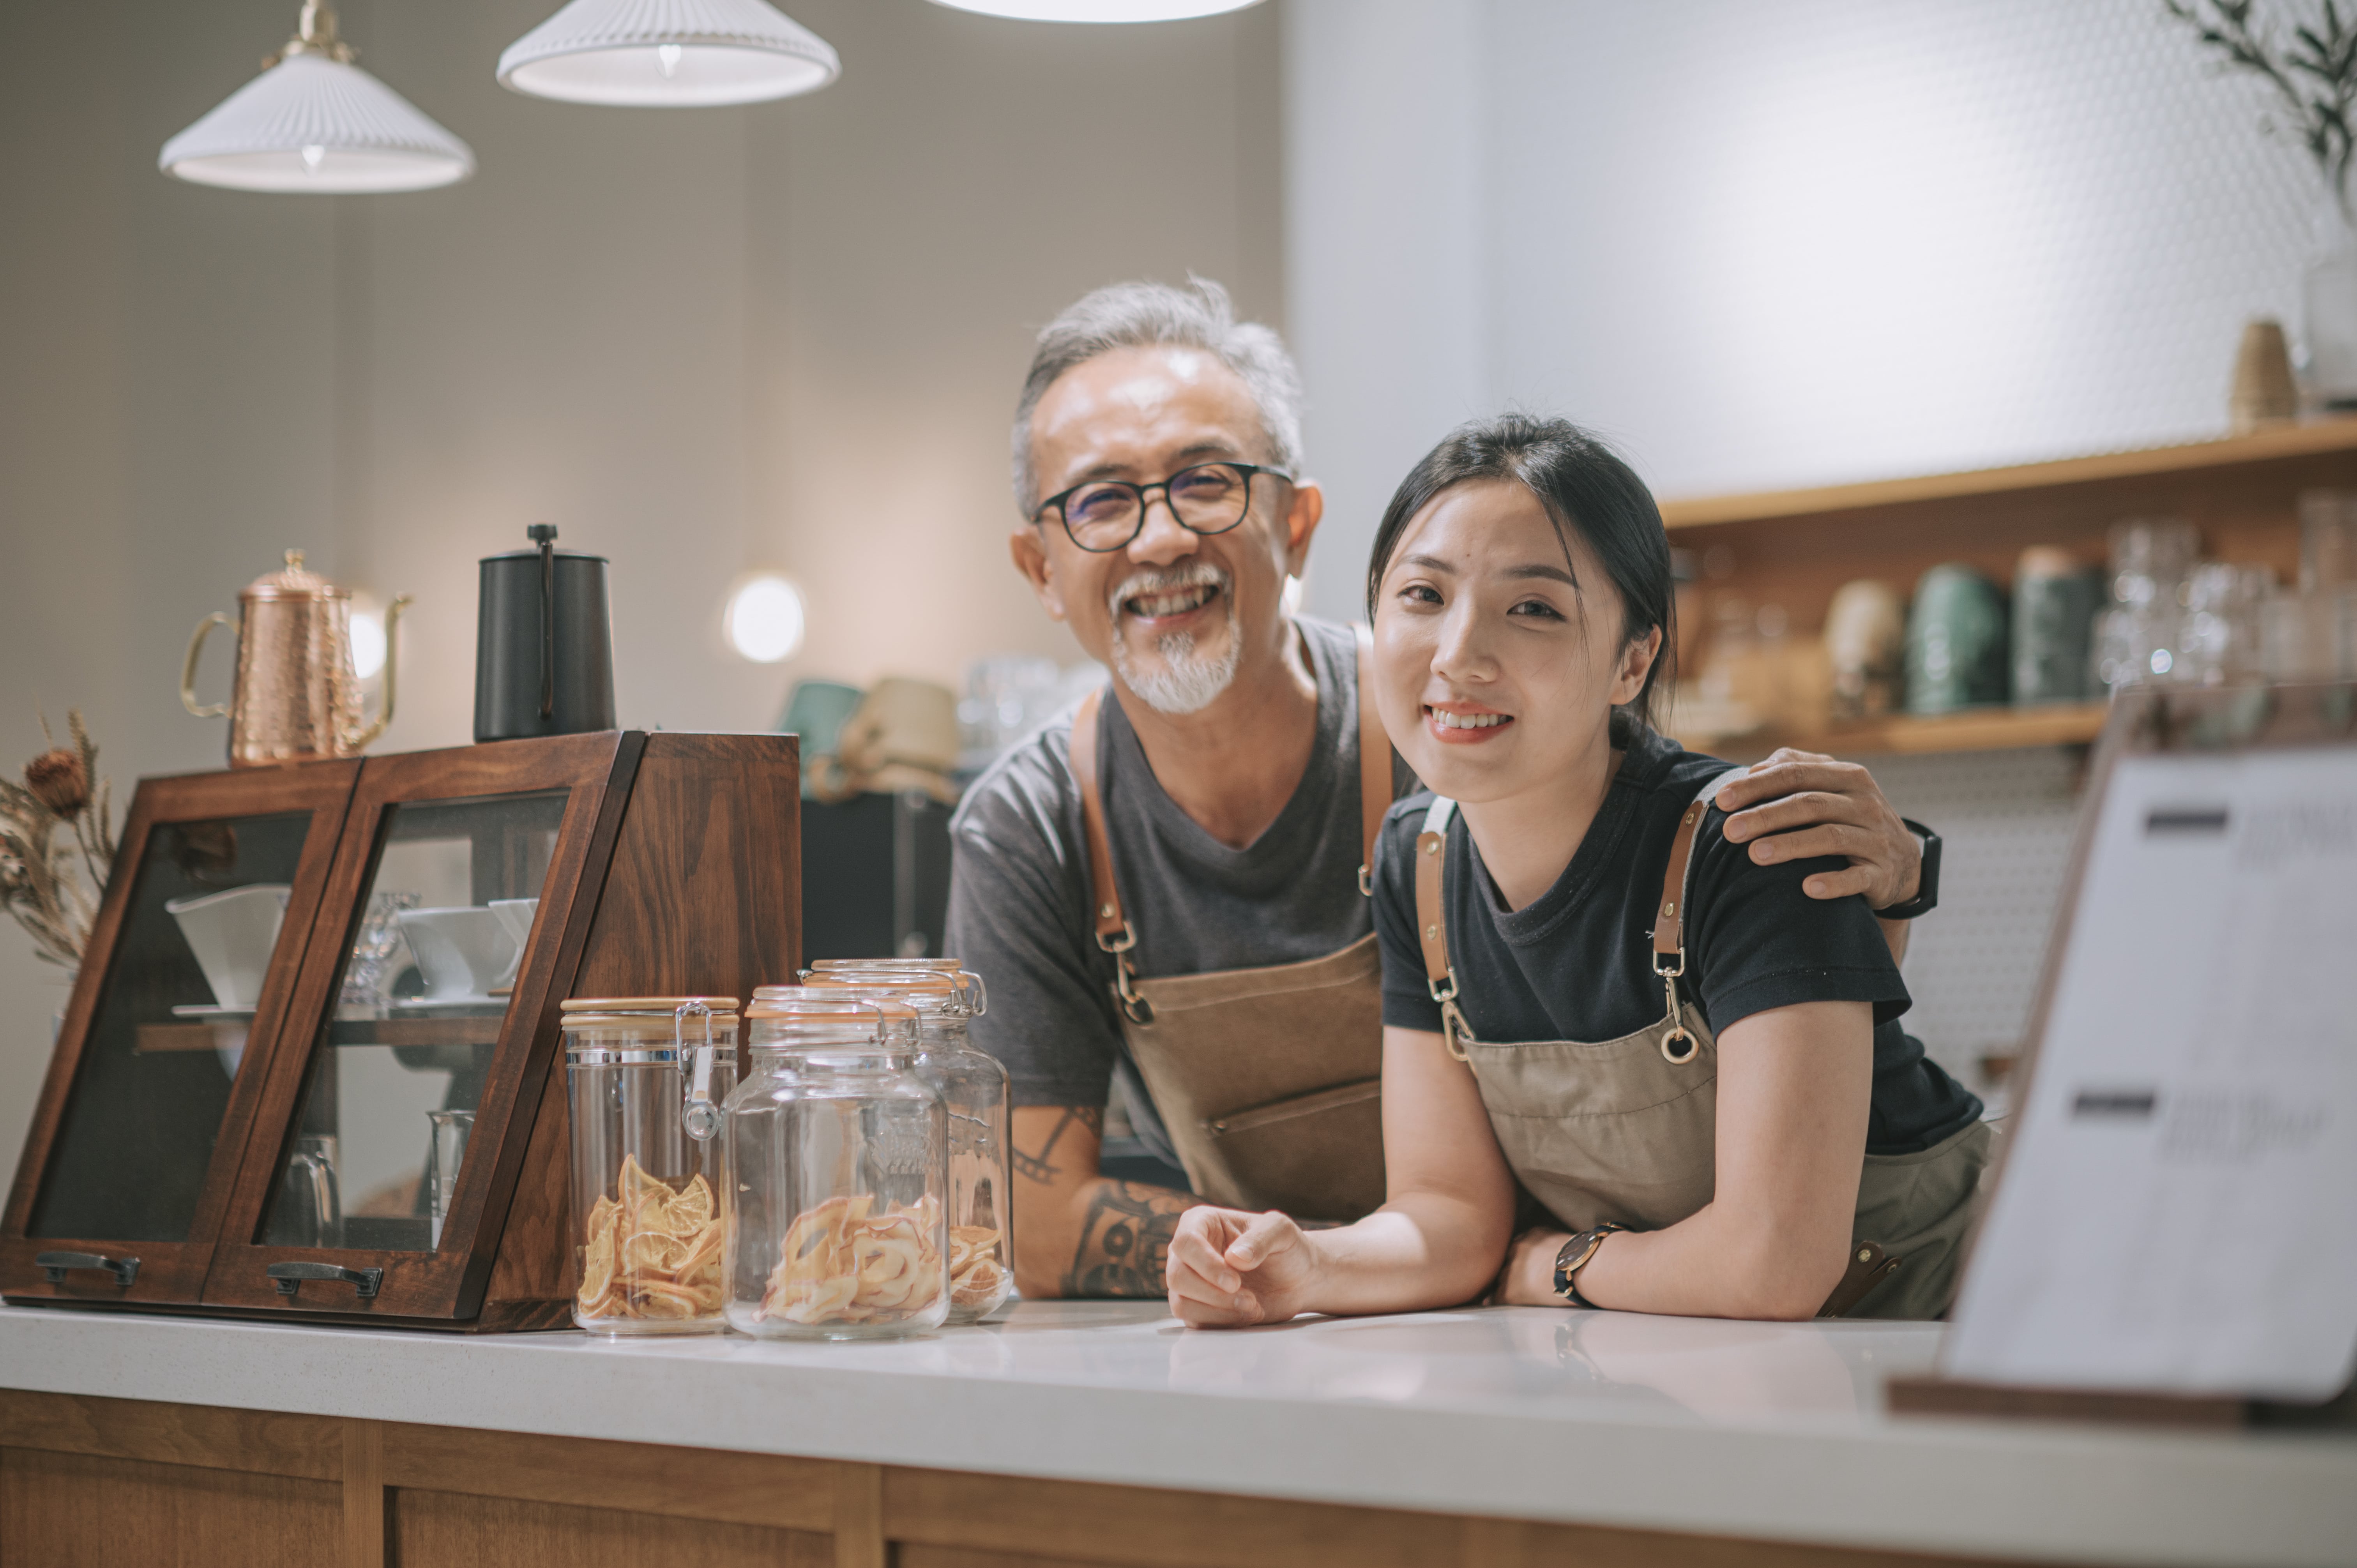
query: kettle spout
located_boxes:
[347,594,413,750]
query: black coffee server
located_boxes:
[474,524,617,742]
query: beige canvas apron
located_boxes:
[1069,629,1392,1222]
[1413,773,1992,1319]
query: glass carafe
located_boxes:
[561,997,738,1335]
[727,994,947,1340]
[799,964,1012,1321]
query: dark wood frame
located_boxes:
[201,733,640,1323]
[0,762,360,1308]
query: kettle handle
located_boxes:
[348,594,413,750]
[181,613,232,718]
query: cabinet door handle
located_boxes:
[35,1251,140,1288]
[267,1261,382,1300]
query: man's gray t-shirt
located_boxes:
[942,616,1377,1166]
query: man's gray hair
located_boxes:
[1010,276,1304,514]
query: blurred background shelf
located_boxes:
[1679,701,2111,761]
[1656,424,2348,642]
[1660,420,2357,531]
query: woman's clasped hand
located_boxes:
[1165,1208,1320,1328]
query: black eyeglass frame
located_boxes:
[1030,461,1295,554]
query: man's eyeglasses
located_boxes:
[1032,462,1293,554]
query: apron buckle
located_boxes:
[1653,952,1698,1064]
[1110,949,1156,1026]
[1440,998,1473,1063]
[1658,1021,1699,1066]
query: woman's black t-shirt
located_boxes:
[1371,722,1982,1155]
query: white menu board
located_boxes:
[1943,744,2357,1400]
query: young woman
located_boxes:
[1165,415,1987,1326]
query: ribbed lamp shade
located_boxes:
[498,0,840,106]
[927,0,1265,19]
[160,54,474,193]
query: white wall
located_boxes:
[1288,0,2318,621]
[0,0,1280,1187]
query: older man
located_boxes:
[945,279,1939,1299]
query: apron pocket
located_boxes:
[1199,1077,1384,1223]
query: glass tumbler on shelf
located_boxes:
[2095,518,2200,691]
[800,963,1012,1321]
[560,996,739,1336]
[728,993,948,1340]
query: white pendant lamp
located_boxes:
[160,1,474,194]
[927,0,1265,19]
[498,0,840,107]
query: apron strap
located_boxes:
[1068,686,1132,950]
[1650,766,1755,966]
[1413,797,1472,1059]
[1648,766,1752,1064]
[1353,623,1392,895]
[1069,687,1152,1022]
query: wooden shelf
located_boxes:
[328,1017,503,1048]
[1676,702,2110,761]
[1659,419,2357,531]
[134,1021,250,1054]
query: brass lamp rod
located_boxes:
[266,0,357,68]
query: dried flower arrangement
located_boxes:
[2166,0,2357,212]
[0,710,118,969]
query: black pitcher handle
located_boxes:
[529,523,558,720]
[36,1251,139,1288]
[267,1261,382,1300]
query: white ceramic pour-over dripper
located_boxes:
[488,898,539,986]
[166,884,292,1010]
[396,907,519,1001]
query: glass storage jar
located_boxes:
[799,964,1012,1321]
[727,993,948,1340]
[560,997,739,1336]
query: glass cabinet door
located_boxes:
[1,763,358,1303]
[206,734,628,1319]
[261,789,567,1254]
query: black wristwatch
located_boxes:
[1872,818,1941,920]
[1552,1223,1624,1307]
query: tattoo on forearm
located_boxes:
[1012,1105,1102,1184]
[1064,1180,1190,1298]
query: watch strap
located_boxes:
[1552,1223,1624,1306]
[1873,818,1942,920]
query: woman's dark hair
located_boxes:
[1364,414,1676,731]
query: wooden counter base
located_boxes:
[0,1388,2025,1568]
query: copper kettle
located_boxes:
[180,551,411,768]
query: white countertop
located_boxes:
[2,1300,2350,1566]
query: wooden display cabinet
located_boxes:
[0,731,799,1330]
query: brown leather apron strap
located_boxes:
[1068,687,1129,947]
[1411,797,1472,1060]
[1647,767,1752,1065]
[1353,623,1390,893]
[1069,688,1153,1023]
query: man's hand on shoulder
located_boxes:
[1712,748,1920,910]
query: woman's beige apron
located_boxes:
[1069,630,1392,1223]
[1413,774,1992,1319]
